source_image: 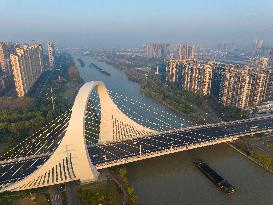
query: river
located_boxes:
[72,53,273,205]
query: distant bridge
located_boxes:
[1,81,273,192]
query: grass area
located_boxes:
[267,140,273,148]
[0,101,62,145]
[0,180,123,205]
[232,133,273,170]
[0,188,50,205]
[0,97,33,110]
[111,168,138,205]
[250,149,273,169]
[77,181,123,205]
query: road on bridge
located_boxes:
[89,116,273,167]
[1,116,273,190]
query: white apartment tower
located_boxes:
[10,44,44,97]
[48,42,55,68]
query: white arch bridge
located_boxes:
[1,81,273,192]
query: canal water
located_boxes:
[73,53,273,205]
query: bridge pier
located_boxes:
[65,181,81,205]
[48,185,63,205]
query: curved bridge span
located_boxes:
[1,81,273,192]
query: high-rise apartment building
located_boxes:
[221,67,249,109]
[182,45,189,60]
[182,45,196,60]
[266,71,273,100]
[166,58,178,83]
[165,56,269,110]
[0,42,17,75]
[47,42,55,68]
[190,45,196,60]
[10,44,44,97]
[269,48,273,67]
[248,69,269,107]
[221,66,269,110]
[201,63,213,96]
[166,59,212,96]
[181,61,212,95]
[0,42,18,92]
[177,45,182,61]
[250,56,269,69]
[144,43,170,58]
[211,63,225,100]
[253,39,263,57]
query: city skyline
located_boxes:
[1,0,273,48]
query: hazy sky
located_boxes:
[1,0,273,48]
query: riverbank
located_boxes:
[227,133,273,174]
[76,180,123,205]
[74,168,136,205]
[110,168,138,205]
[226,142,273,174]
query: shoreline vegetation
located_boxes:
[227,142,273,174]
[110,168,138,205]
[76,179,123,205]
[0,178,124,205]
[0,187,51,205]
[228,134,273,173]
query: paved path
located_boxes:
[250,135,273,155]
[103,169,130,205]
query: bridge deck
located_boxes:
[89,116,273,167]
[0,116,273,188]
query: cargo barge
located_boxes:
[89,63,111,76]
[194,159,235,194]
[78,58,85,67]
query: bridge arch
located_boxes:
[4,81,155,192]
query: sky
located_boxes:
[1,0,273,48]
